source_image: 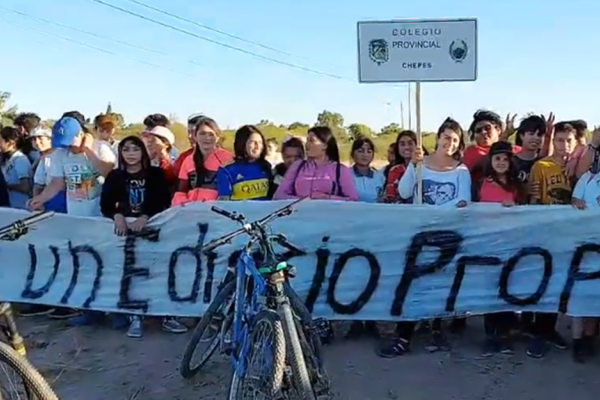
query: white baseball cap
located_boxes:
[144,126,175,146]
[29,127,52,138]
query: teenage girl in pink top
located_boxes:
[273,126,358,201]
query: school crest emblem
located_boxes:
[368,39,389,65]
[449,39,468,63]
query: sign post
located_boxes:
[357,18,478,203]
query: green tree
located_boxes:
[0,92,18,126]
[288,122,309,130]
[316,110,344,128]
[347,123,374,140]
[380,123,402,137]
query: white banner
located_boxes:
[1,202,600,320]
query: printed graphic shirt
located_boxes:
[513,155,541,185]
[49,142,116,217]
[172,148,233,205]
[529,156,573,205]
[352,166,384,203]
[398,162,471,207]
[101,167,170,219]
[1,150,31,209]
[217,161,272,201]
[573,171,600,207]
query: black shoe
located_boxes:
[377,337,410,358]
[425,331,450,353]
[48,308,79,320]
[547,330,568,350]
[526,337,547,359]
[482,337,499,357]
[499,336,515,355]
[19,305,54,317]
[573,339,586,363]
[344,321,364,340]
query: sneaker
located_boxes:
[344,321,364,340]
[526,337,547,359]
[19,305,54,317]
[68,311,103,327]
[499,337,515,355]
[547,331,567,350]
[482,337,499,357]
[425,331,450,353]
[48,308,79,320]
[377,337,410,358]
[162,317,188,333]
[127,316,143,338]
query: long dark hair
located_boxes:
[192,117,221,180]
[307,126,340,163]
[393,130,430,166]
[233,125,271,176]
[436,117,466,161]
[0,127,25,164]
[482,152,525,199]
[117,135,151,171]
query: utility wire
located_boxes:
[0,17,194,77]
[122,0,343,69]
[0,5,205,69]
[88,0,354,81]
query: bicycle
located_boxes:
[179,199,329,399]
[0,211,60,400]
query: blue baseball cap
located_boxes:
[52,117,82,148]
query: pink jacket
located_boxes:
[273,160,358,201]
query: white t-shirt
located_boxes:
[33,153,54,186]
[49,142,116,217]
[573,172,600,206]
[398,162,471,207]
[2,150,32,209]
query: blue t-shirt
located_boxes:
[216,161,271,200]
[2,151,31,209]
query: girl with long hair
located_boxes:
[273,126,358,201]
[380,118,470,358]
[216,125,273,200]
[173,118,233,205]
[383,130,429,203]
[101,135,187,337]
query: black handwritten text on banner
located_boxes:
[1,202,600,320]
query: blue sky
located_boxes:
[0,0,597,131]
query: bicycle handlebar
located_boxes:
[202,198,306,255]
[0,211,55,241]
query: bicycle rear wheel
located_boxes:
[180,279,236,379]
[0,341,59,400]
[228,310,286,400]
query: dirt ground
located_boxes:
[16,316,600,400]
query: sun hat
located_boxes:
[143,126,175,146]
[29,127,52,138]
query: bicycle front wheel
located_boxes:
[228,310,286,400]
[180,279,236,379]
[0,341,59,400]
[279,302,316,400]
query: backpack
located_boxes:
[290,160,344,197]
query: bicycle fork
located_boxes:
[0,303,26,356]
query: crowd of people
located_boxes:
[0,108,598,363]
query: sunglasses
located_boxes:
[475,125,493,134]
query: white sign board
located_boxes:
[357,18,478,83]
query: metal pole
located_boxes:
[415,82,423,204]
[407,83,412,130]
[400,101,405,128]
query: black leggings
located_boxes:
[395,318,443,342]
[483,312,513,337]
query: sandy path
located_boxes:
[15,317,599,400]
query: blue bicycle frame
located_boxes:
[229,244,274,378]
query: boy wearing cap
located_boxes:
[28,116,116,217]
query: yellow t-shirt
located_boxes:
[529,157,572,205]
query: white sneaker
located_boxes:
[127,316,143,338]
